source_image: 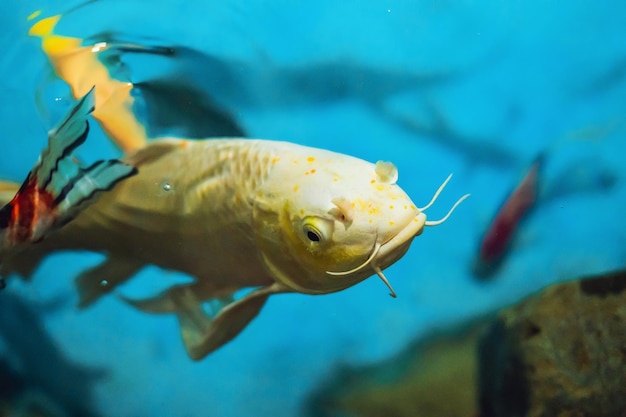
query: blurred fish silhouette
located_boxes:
[575,57,626,96]
[35,31,246,142]
[384,102,520,169]
[0,87,137,265]
[472,154,544,279]
[59,24,454,142]
[0,289,105,417]
[542,155,618,202]
[134,79,246,138]
[101,38,452,107]
[472,147,618,280]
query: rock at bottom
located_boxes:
[479,269,626,417]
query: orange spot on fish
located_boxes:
[272,157,280,164]
[307,157,315,162]
[293,185,299,192]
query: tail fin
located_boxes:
[34,84,96,192]
[29,14,150,152]
[33,86,138,230]
[0,86,137,249]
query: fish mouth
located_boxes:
[334,174,468,297]
[325,212,426,298]
[366,212,426,297]
[375,212,426,269]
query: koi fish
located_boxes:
[4,13,470,360]
[2,137,469,359]
[0,87,137,265]
[472,153,544,279]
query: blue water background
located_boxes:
[1,1,625,416]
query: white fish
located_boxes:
[1,136,467,359]
[5,13,469,359]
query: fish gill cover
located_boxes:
[0,1,625,416]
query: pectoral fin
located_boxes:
[121,283,289,360]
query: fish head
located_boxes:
[252,150,425,295]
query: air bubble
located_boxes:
[162,182,172,191]
[100,279,109,287]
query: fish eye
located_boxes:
[302,217,333,243]
[305,227,321,242]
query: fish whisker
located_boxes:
[424,193,470,227]
[418,173,453,212]
[326,244,397,298]
[417,173,470,227]
[326,243,381,276]
[373,264,396,298]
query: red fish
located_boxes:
[0,87,137,265]
[473,153,544,278]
